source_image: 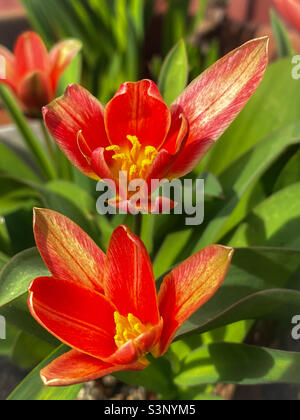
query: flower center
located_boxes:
[114,312,148,348]
[106,135,158,181]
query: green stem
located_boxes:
[0,85,57,181]
[40,120,57,168]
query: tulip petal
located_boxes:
[157,245,234,356]
[91,147,116,181]
[49,39,82,92]
[104,80,171,149]
[33,208,106,292]
[169,38,269,178]
[28,277,118,359]
[104,226,160,326]
[43,84,109,179]
[275,0,300,32]
[40,350,148,387]
[0,45,16,89]
[162,113,189,155]
[17,71,53,115]
[14,31,49,78]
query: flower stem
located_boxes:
[40,119,57,168]
[0,85,57,181]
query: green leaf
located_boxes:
[270,9,294,58]
[205,58,300,175]
[0,247,47,310]
[0,248,57,343]
[153,229,192,278]
[8,346,81,400]
[45,180,95,217]
[176,247,300,337]
[201,171,224,199]
[158,40,188,105]
[36,183,99,243]
[194,122,300,250]
[11,332,56,370]
[0,324,19,357]
[175,343,300,387]
[274,148,300,192]
[229,183,300,248]
[0,142,40,183]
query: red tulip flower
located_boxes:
[28,208,234,386]
[43,38,268,211]
[274,0,300,32]
[0,31,81,116]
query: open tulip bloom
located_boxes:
[28,208,234,386]
[0,31,81,116]
[43,37,268,211]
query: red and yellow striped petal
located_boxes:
[104,225,160,326]
[157,245,234,356]
[43,84,109,179]
[33,208,106,292]
[49,39,82,92]
[14,31,49,79]
[40,350,148,387]
[104,80,171,149]
[28,277,118,359]
[168,38,269,178]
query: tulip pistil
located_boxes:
[114,312,148,348]
[106,136,158,181]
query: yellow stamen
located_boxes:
[106,145,121,153]
[105,135,159,182]
[114,312,148,349]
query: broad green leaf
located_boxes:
[0,251,8,271]
[176,247,300,337]
[46,180,95,216]
[274,148,300,192]
[0,324,19,357]
[12,332,56,370]
[205,58,300,175]
[194,122,300,250]
[36,184,99,243]
[0,142,40,183]
[270,9,294,58]
[175,343,300,386]
[201,171,224,199]
[0,248,57,343]
[0,248,47,308]
[153,229,192,278]
[229,183,300,248]
[158,40,188,105]
[8,346,81,400]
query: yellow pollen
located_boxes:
[114,312,148,349]
[105,135,159,181]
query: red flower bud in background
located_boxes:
[43,38,268,210]
[274,0,300,32]
[28,208,234,386]
[0,31,81,116]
